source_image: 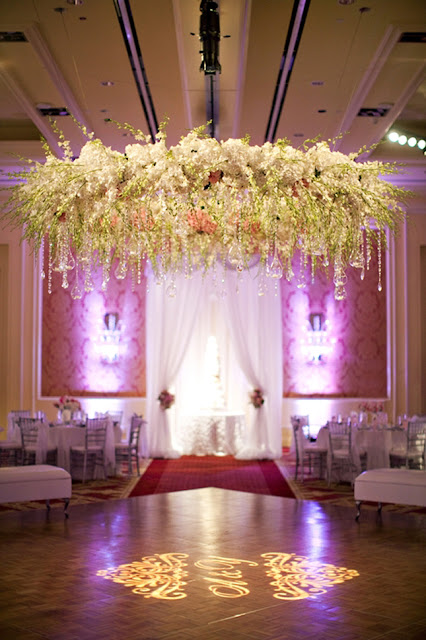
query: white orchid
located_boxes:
[1,122,408,300]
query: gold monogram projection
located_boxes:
[97,552,359,601]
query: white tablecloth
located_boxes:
[316,425,407,474]
[7,419,117,477]
[179,411,246,456]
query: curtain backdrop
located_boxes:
[146,264,283,459]
[223,269,283,459]
[146,269,204,457]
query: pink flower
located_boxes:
[158,390,175,410]
[249,388,264,409]
[187,208,217,234]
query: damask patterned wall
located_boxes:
[41,266,146,397]
[281,250,386,397]
[42,251,386,399]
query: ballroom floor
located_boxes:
[0,488,425,640]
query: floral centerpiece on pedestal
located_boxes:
[249,388,265,409]
[158,390,175,411]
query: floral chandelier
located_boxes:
[1,121,408,300]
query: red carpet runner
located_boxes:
[129,455,296,498]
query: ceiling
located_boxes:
[0,0,425,202]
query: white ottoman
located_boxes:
[0,465,72,517]
[354,468,426,520]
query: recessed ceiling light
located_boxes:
[101,81,114,87]
[417,139,426,150]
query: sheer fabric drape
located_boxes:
[222,269,283,459]
[146,265,282,459]
[146,269,204,457]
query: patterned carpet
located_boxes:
[278,452,426,516]
[1,454,425,515]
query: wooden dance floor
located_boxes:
[0,488,425,639]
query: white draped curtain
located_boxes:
[146,269,204,457]
[146,265,283,459]
[223,270,283,459]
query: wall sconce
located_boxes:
[98,312,122,363]
[301,313,333,365]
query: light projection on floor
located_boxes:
[194,556,258,598]
[262,552,359,600]
[97,552,359,601]
[97,553,188,600]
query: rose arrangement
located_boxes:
[0,119,409,301]
[158,390,175,410]
[54,395,81,412]
[358,401,384,413]
[250,388,264,409]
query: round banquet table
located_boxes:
[47,421,118,478]
[316,425,407,474]
[179,410,246,456]
[7,418,119,478]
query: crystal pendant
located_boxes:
[166,280,177,298]
[228,241,243,267]
[71,282,83,300]
[267,253,283,279]
[334,285,346,300]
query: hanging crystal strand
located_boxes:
[61,270,69,289]
[115,246,128,280]
[333,243,347,300]
[365,234,371,271]
[377,231,382,292]
[160,194,168,279]
[228,199,243,271]
[296,247,306,288]
[267,214,282,279]
[166,276,177,298]
[39,237,45,280]
[137,249,142,285]
[84,261,94,292]
[71,262,83,300]
[48,242,53,294]
[257,262,268,296]
[101,250,111,291]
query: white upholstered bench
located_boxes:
[0,465,72,517]
[354,468,426,520]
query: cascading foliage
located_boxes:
[1,120,409,299]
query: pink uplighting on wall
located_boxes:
[42,248,386,400]
[281,249,386,397]
[41,264,146,397]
